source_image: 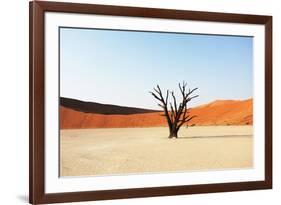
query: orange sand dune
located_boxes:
[60,99,252,129]
[190,99,252,126]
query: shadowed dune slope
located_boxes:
[60,98,253,129]
[60,97,160,115]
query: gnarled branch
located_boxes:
[150,81,199,138]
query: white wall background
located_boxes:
[0,0,280,204]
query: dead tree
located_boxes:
[150,82,198,138]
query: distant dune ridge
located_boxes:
[60,97,160,115]
[60,97,253,129]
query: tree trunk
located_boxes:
[168,127,178,138]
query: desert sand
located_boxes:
[60,126,253,177]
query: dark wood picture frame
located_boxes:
[29,1,272,204]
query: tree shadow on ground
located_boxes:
[176,134,252,139]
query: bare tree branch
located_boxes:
[165,90,169,105]
[177,115,197,129]
[171,91,178,116]
[150,82,198,138]
[150,86,173,128]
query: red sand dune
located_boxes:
[189,99,252,126]
[60,98,253,129]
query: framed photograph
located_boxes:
[29,1,272,204]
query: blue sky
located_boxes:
[60,27,253,109]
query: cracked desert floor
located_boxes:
[60,126,253,177]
